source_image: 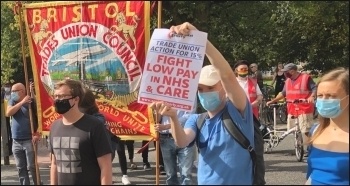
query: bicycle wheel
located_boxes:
[260,109,269,125]
[266,106,274,125]
[259,100,268,124]
[262,125,275,153]
[295,131,304,162]
[262,85,274,100]
[278,104,287,123]
[266,85,274,98]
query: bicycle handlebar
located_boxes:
[285,99,309,104]
[268,103,281,107]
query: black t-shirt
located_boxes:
[275,73,286,88]
[50,114,112,185]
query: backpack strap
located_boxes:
[222,109,257,177]
[196,112,208,131]
[191,112,208,149]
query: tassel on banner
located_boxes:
[150,1,157,16]
[13,1,22,15]
[136,137,158,154]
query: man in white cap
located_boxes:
[150,22,255,185]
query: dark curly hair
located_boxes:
[233,60,250,70]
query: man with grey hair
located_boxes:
[250,63,264,89]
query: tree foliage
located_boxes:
[1,1,38,85]
[1,1,348,85]
[1,1,22,84]
[159,1,349,73]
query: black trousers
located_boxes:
[6,117,12,155]
[141,140,164,166]
[115,140,134,175]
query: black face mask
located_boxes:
[54,97,75,114]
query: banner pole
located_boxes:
[156,2,162,184]
[14,2,41,185]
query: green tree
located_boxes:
[1,1,40,85]
[1,1,22,84]
[1,1,348,86]
[269,1,349,73]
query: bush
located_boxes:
[263,76,274,81]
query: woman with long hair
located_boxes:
[79,88,133,185]
[271,62,286,97]
[306,67,349,185]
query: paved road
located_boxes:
[1,123,308,185]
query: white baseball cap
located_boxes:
[198,65,221,86]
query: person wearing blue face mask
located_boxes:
[5,82,41,185]
[150,22,254,185]
[306,67,349,185]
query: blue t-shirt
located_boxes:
[185,100,254,185]
[307,146,349,185]
[307,124,349,185]
[9,99,32,140]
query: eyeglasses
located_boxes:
[250,66,256,68]
[11,89,23,93]
[52,94,73,100]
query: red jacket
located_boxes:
[285,73,314,116]
[247,78,259,118]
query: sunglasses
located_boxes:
[250,66,256,68]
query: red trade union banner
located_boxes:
[23,1,155,140]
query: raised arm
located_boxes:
[6,96,31,117]
[170,22,247,113]
[205,36,247,114]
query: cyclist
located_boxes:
[266,63,316,157]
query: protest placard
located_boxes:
[138,28,207,112]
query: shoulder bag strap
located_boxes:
[222,109,257,176]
